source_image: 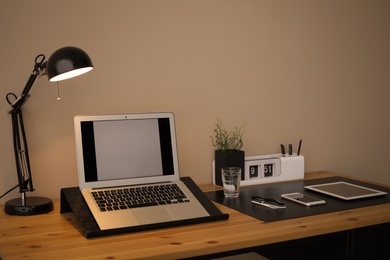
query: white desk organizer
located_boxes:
[213,154,304,186]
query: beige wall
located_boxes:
[1,0,389,203]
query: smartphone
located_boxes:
[281,192,326,206]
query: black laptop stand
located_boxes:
[60,176,229,238]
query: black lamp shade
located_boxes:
[46,46,93,82]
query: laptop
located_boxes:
[74,112,210,230]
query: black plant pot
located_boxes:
[214,150,245,186]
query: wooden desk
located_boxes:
[1,172,390,259]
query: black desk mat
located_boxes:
[205,177,390,222]
[61,177,229,238]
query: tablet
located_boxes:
[304,181,387,200]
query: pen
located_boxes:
[297,138,302,156]
[251,196,284,205]
[280,144,285,156]
[251,196,286,209]
[288,143,292,156]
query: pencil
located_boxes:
[297,138,302,156]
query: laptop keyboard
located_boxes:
[91,184,190,212]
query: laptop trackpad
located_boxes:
[133,207,174,225]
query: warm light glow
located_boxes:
[49,67,93,82]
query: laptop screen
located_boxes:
[74,113,179,189]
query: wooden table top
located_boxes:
[1,171,390,260]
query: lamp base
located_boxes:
[4,196,54,216]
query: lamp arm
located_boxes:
[5,54,46,195]
[10,54,45,112]
[11,109,33,194]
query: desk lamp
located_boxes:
[4,46,93,215]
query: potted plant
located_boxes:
[210,119,245,186]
